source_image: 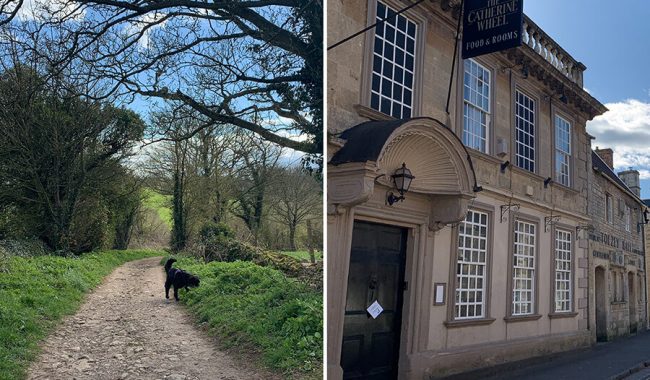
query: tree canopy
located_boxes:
[0,0,322,157]
[0,66,146,251]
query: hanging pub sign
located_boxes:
[461,0,524,59]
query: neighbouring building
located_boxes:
[644,199,650,329]
[589,149,647,341]
[327,1,609,379]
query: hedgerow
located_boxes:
[199,235,323,290]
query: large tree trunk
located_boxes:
[171,142,188,252]
[252,189,264,244]
[306,219,316,264]
[113,206,138,250]
[288,223,297,251]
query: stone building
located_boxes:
[644,199,650,329]
[589,149,647,341]
[327,0,607,378]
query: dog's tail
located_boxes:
[164,258,177,272]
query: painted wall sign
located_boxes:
[588,231,642,255]
[592,250,610,260]
[462,0,523,59]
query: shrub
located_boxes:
[199,236,321,289]
[199,222,234,241]
[0,239,50,258]
[202,236,256,262]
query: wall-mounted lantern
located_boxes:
[387,163,415,206]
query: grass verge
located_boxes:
[167,257,323,379]
[279,250,323,262]
[0,249,163,380]
[141,188,172,228]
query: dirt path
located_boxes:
[27,257,272,380]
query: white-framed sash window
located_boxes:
[369,1,417,118]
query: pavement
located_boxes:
[443,330,650,380]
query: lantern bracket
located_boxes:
[500,201,520,223]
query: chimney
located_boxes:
[595,147,614,169]
[618,169,641,197]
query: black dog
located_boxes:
[164,258,200,301]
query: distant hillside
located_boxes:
[142,188,172,228]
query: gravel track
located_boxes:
[27,256,273,380]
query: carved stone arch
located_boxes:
[375,118,474,197]
[328,118,477,229]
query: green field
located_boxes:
[142,188,172,228]
[167,256,323,379]
[0,250,163,380]
[279,250,323,262]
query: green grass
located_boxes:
[166,257,323,379]
[0,249,163,380]
[142,188,172,228]
[279,250,323,262]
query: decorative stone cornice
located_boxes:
[429,0,608,120]
[328,161,381,212]
[502,46,607,120]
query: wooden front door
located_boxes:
[341,221,407,379]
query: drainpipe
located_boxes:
[641,221,650,330]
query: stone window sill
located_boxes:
[510,166,546,182]
[444,318,496,328]
[468,149,502,165]
[551,182,580,195]
[504,314,542,323]
[548,312,579,319]
[354,104,394,121]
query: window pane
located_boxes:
[515,91,535,172]
[554,115,571,186]
[513,220,536,315]
[462,59,491,153]
[455,209,489,319]
[370,1,417,119]
[554,230,572,312]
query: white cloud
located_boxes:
[587,99,650,179]
[17,0,85,22]
[279,148,305,166]
[123,12,168,49]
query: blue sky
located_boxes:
[524,1,650,198]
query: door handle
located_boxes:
[369,276,378,290]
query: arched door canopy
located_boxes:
[329,117,480,229]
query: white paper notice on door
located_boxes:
[367,300,384,319]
